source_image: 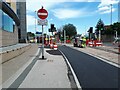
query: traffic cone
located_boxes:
[53,44,58,50]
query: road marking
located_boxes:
[59,49,82,90]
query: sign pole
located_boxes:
[37,6,48,59]
[42,25,44,59]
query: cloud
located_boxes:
[97,0,118,14]
[73,0,100,2]
[98,0,119,7]
[27,15,36,26]
[52,8,93,19]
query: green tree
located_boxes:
[63,24,77,39]
[104,22,120,35]
[112,22,120,35]
[27,32,35,40]
[95,19,105,35]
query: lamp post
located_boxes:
[110,4,112,25]
[64,29,66,44]
[35,11,37,43]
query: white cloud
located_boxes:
[52,8,92,19]
[73,0,100,2]
[27,15,36,26]
[97,0,118,14]
[98,0,119,7]
[99,8,116,14]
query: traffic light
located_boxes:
[51,24,54,30]
[48,28,51,32]
[89,27,93,33]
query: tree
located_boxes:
[27,32,35,40]
[63,24,77,39]
[104,22,120,35]
[112,22,120,35]
[95,19,105,35]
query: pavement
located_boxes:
[1,44,71,89]
[0,42,119,89]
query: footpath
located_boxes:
[1,44,71,89]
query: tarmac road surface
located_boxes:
[59,45,120,89]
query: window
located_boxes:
[0,9,2,29]
[2,11,14,32]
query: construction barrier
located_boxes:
[87,40,102,47]
[53,44,58,50]
[50,44,53,49]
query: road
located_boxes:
[58,45,120,89]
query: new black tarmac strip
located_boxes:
[59,45,120,89]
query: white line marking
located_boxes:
[59,49,82,89]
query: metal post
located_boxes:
[99,30,101,41]
[35,11,37,43]
[64,30,66,44]
[49,32,50,44]
[116,30,118,39]
[42,25,44,59]
[110,4,112,25]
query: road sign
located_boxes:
[38,19,48,26]
[36,32,42,34]
[37,7,48,19]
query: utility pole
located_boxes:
[110,4,112,25]
[64,29,66,44]
[118,0,119,37]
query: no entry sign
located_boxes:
[37,7,48,19]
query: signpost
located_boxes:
[37,6,48,59]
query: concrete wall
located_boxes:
[0,44,31,64]
[0,26,18,47]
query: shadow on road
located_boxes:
[46,50,62,55]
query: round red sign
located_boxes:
[37,7,48,19]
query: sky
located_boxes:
[26,0,119,35]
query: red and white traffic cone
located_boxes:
[53,44,58,50]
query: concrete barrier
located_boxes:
[0,44,31,64]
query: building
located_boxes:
[17,2,27,43]
[0,1,20,47]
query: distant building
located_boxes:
[0,1,20,47]
[17,2,27,43]
[104,25,111,30]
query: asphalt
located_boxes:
[59,45,120,89]
[65,43,119,65]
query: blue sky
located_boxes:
[26,0,119,35]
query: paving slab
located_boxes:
[19,48,71,88]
